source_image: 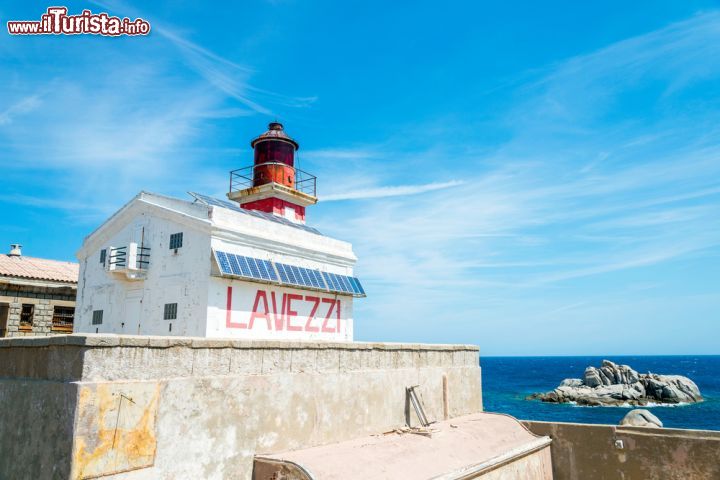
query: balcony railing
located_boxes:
[137,246,151,269]
[108,246,127,269]
[230,163,317,197]
[107,244,150,279]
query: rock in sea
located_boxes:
[620,409,663,428]
[526,360,703,407]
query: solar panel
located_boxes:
[321,272,338,291]
[260,259,278,281]
[189,192,322,235]
[335,273,353,294]
[338,275,352,293]
[235,255,252,277]
[333,274,348,292]
[288,265,303,286]
[298,267,312,287]
[310,270,326,289]
[285,265,299,285]
[215,251,232,274]
[228,254,243,276]
[213,250,365,296]
[288,265,302,285]
[332,274,343,292]
[348,276,366,296]
[257,259,271,280]
[272,262,324,291]
[306,268,320,288]
[275,263,289,283]
[343,275,358,293]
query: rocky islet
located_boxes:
[527,360,702,407]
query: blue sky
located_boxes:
[1,1,719,354]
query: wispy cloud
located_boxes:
[93,0,316,114]
[0,94,42,125]
[311,12,720,349]
[0,1,317,223]
[322,180,463,201]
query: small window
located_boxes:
[92,310,103,325]
[163,303,178,320]
[100,249,107,264]
[169,232,183,250]
[19,304,34,330]
[52,306,75,332]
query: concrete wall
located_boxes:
[524,420,720,480]
[475,446,552,480]
[0,334,481,479]
[0,282,76,337]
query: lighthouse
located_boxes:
[228,122,316,224]
[74,123,364,340]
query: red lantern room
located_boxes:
[228,123,317,224]
[251,122,298,189]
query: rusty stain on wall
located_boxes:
[71,382,160,479]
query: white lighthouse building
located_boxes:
[74,123,364,340]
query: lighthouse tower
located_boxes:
[228,122,316,224]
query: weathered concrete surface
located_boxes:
[0,334,481,479]
[72,382,161,478]
[523,420,720,480]
[253,412,553,479]
[0,380,78,479]
[478,447,552,480]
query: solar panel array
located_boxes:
[215,251,278,282]
[213,250,365,296]
[189,192,322,235]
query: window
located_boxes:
[100,249,107,264]
[52,306,75,332]
[19,304,34,330]
[163,303,177,320]
[169,232,183,250]
[92,310,103,325]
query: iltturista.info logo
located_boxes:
[7,7,150,36]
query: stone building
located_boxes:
[0,244,79,337]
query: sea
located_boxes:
[481,356,720,431]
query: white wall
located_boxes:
[205,277,353,340]
[75,206,211,337]
[206,236,356,341]
[75,193,361,341]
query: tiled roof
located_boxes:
[0,255,79,284]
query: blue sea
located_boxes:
[481,356,720,431]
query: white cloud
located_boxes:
[0,94,42,125]
[0,1,318,223]
[322,180,464,201]
[310,13,720,350]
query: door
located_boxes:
[124,290,143,334]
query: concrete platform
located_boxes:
[0,334,482,479]
[254,412,553,479]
